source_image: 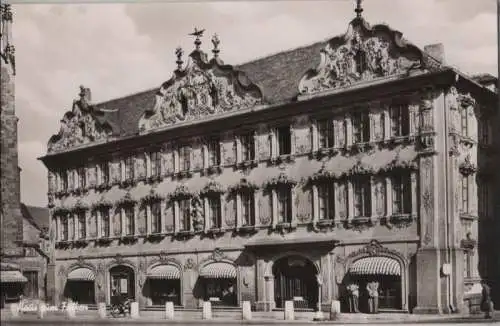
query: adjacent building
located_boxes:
[40,4,499,314]
[1,4,51,307]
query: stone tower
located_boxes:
[1,4,23,262]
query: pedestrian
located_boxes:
[366,281,379,314]
[347,283,360,313]
[481,280,494,319]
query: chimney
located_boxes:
[424,43,445,64]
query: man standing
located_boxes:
[347,283,359,313]
[367,281,379,314]
[481,280,494,319]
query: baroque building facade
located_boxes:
[41,6,499,314]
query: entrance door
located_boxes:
[110,265,135,301]
[273,256,318,309]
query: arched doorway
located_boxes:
[64,267,96,304]
[198,262,238,307]
[109,265,135,301]
[145,264,181,306]
[273,255,318,309]
[346,256,402,312]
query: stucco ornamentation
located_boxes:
[48,86,112,153]
[139,48,263,131]
[183,258,196,271]
[299,20,432,95]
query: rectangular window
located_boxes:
[277,126,291,156]
[100,162,109,185]
[277,187,292,223]
[208,139,221,167]
[78,167,86,189]
[209,197,222,228]
[240,133,255,162]
[461,175,469,213]
[353,177,371,217]
[124,206,135,235]
[318,182,335,220]
[461,108,468,137]
[318,119,334,149]
[61,215,69,241]
[352,111,370,144]
[150,151,162,177]
[125,156,134,180]
[60,170,68,191]
[179,146,191,172]
[390,104,409,137]
[151,202,162,234]
[241,192,254,226]
[68,170,75,190]
[391,173,411,214]
[179,199,191,231]
[77,211,86,239]
[101,209,110,237]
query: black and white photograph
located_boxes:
[0,0,499,325]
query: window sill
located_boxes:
[119,179,137,189]
[173,171,192,179]
[145,233,165,241]
[235,225,257,234]
[145,175,164,184]
[310,148,338,160]
[205,227,225,237]
[235,160,258,170]
[459,213,478,221]
[387,214,415,228]
[346,142,374,154]
[346,217,373,230]
[55,241,71,249]
[269,154,295,165]
[54,190,69,198]
[201,165,223,176]
[95,183,112,192]
[119,235,139,244]
[95,237,113,245]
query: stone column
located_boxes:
[73,213,78,240]
[271,189,278,227]
[383,110,391,140]
[107,206,113,237]
[370,176,376,223]
[345,115,352,147]
[311,123,318,152]
[160,201,166,233]
[146,204,151,234]
[347,181,354,223]
[134,205,139,235]
[312,184,319,224]
[235,193,241,228]
[204,197,210,230]
[411,172,418,217]
[269,131,276,159]
[290,187,296,226]
[173,201,180,233]
[219,193,225,228]
[120,208,126,236]
[235,138,242,164]
[264,275,275,311]
[386,177,393,218]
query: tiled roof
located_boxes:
[20,204,49,232]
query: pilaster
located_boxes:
[312,184,319,223]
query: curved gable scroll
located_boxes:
[47,86,113,153]
[298,18,442,97]
[139,48,263,132]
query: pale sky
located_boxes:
[12,0,498,207]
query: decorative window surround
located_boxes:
[235,132,258,169]
[264,174,297,231]
[269,126,295,165]
[310,119,337,159]
[229,179,259,232]
[202,139,223,175]
[174,146,193,178]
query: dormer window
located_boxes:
[354,50,367,74]
[352,111,370,144]
[277,126,291,156]
[318,119,334,149]
[390,104,409,137]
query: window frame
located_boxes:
[208,196,222,229]
[460,108,469,137]
[276,186,292,224]
[317,119,335,149]
[208,139,221,167]
[99,162,109,185]
[150,151,162,177]
[352,176,371,218]
[240,191,255,226]
[240,133,255,162]
[151,201,162,234]
[461,175,469,213]
[77,211,86,239]
[178,146,191,172]
[318,182,335,220]
[352,111,370,144]
[178,199,191,232]
[124,156,135,181]
[390,104,410,138]
[277,126,292,156]
[61,214,69,241]
[391,173,411,215]
[124,206,135,236]
[100,208,110,238]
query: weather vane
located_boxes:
[355,0,363,18]
[175,47,184,69]
[189,27,205,50]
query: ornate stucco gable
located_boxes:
[139,32,263,132]
[47,86,114,153]
[298,16,442,97]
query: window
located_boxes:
[318,119,334,149]
[99,162,109,185]
[277,187,292,223]
[391,173,411,214]
[352,111,370,143]
[208,197,222,228]
[318,182,335,220]
[179,146,191,172]
[461,175,469,213]
[125,156,134,180]
[208,139,221,167]
[61,215,69,241]
[277,126,291,156]
[460,108,468,137]
[77,211,86,239]
[124,206,135,235]
[150,151,162,177]
[479,119,489,144]
[151,202,162,234]
[60,170,68,191]
[354,50,367,74]
[179,199,191,231]
[390,104,409,137]
[241,192,255,226]
[101,209,110,237]
[353,177,371,217]
[240,133,254,162]
[68,170,75,190]
[78,167,86,189]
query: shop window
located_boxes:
[23,271,39,299]
[204,279,237,306]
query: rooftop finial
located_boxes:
[211,34,220,58]
[175,47,184,69]
[189,27,205,51]
[355,0,363,18]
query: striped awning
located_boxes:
[349,256,401,276]
[67,267,96,281]
[200,262,237,279]
[147,265,181,280]
[1,271,27,283]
